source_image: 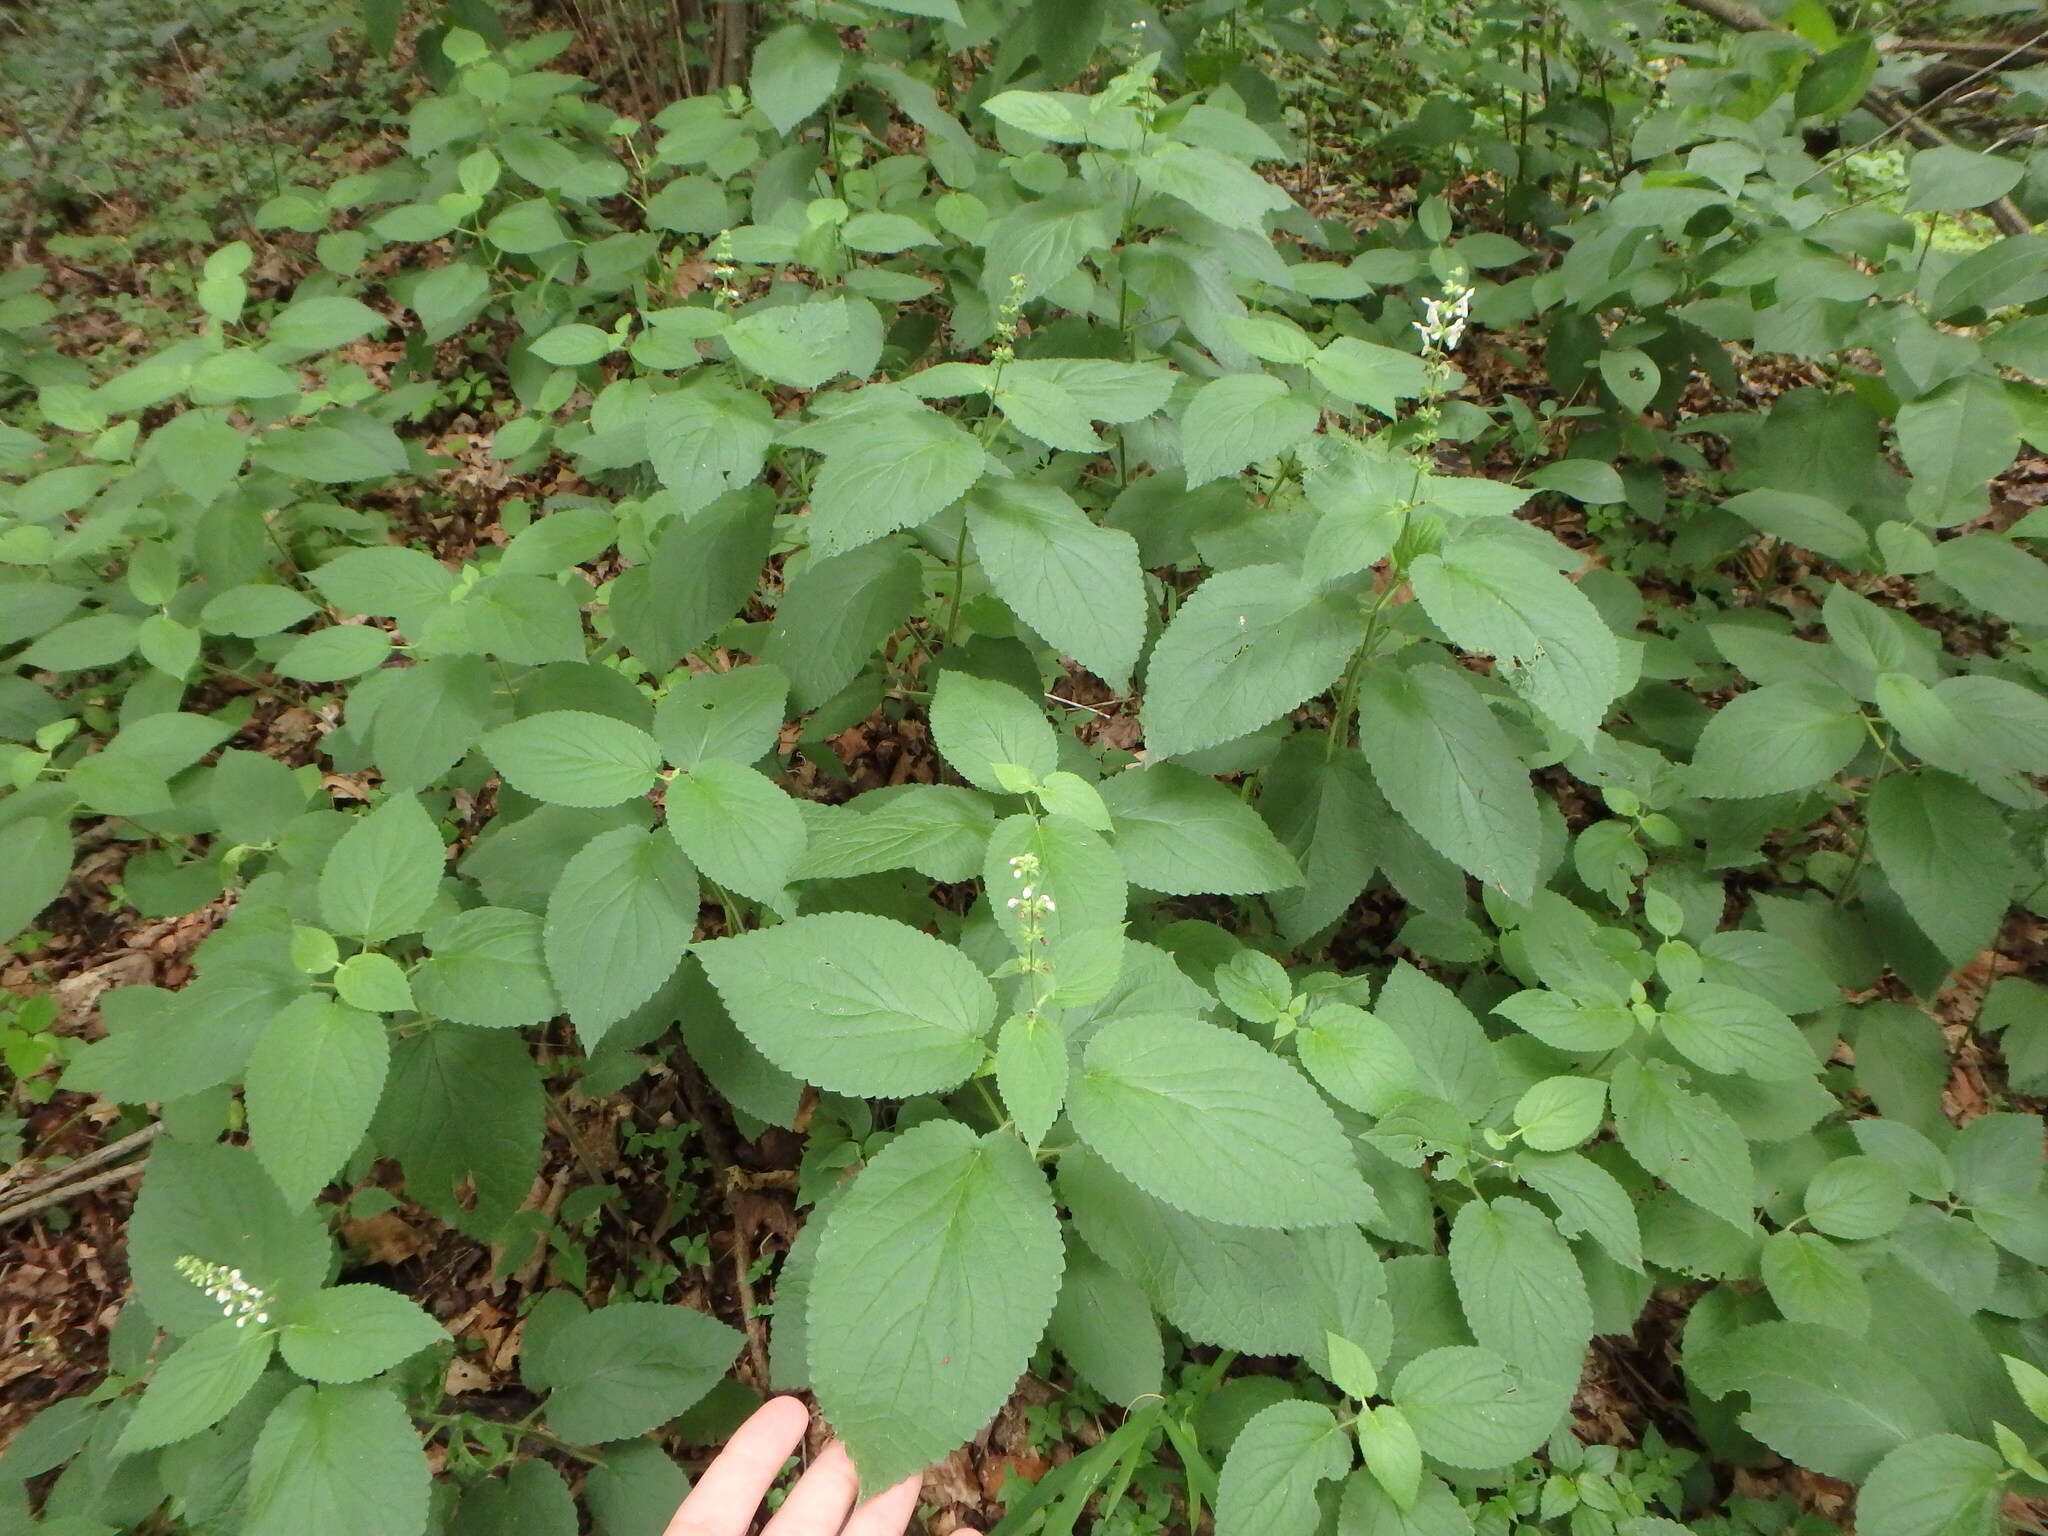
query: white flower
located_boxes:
[175,1255,274,1327]
[1414,278,1474,357]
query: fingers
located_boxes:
[664,1396,812,1536]
[759,1442,859,1536]
[837,1473,924,1536]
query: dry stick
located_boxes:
[0,1121,162,1203]
[1884,37,2048,65]
[1672,0,2035,236]
[0,1159,151,1227]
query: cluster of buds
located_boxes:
[990,272,1027,366]
[707,230,740,308]
[1005,852,1056,969]
[175,1255,272,1329]
[1413,276,1474,358]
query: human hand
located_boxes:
[663,1396,969,1536]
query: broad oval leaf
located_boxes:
[1068,1015,1376,1229]
[694,912,997,1097]
[809,1123,1063,1493]
[482,710,663,808]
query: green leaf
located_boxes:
[0,815,72,944]
[997,1012,1068,1152]
[1906,145,2024,213]
[414,907,559,1029]
[1796,36,1877,119]
[1598,347,1660,413]
[245,1000,389,1208]
[587,1442,692,1536]
[1060,1147,1312,1356]
[481,711,662,808]
[645,380,775,512]
[411,261,491,342]
[318,795,445,942]
[1142,564,1361,759]
[1722,489,1868,562]
[541,1302,742,1445]
[1760,1231,1870,1333]
[695,912,996,1097]
[1179,375,1318,489]
[796,786,995,883]
[528,323,612,366]
[1135,142,1293,232]
[981,185,1121,302]
[1523,1155,1646,1277]
[242,1384,430,1536]
[762,540,923,712]
[116,1321,274,1453]
[665,759,806,906]
[1901,381,2020,525]
[276,624,392,682]
[333,952,413,1013]
[1933,532,2048,626]
[1688,1321,1943,1481]
[1450,1197,1592,1394]
[1263,743,1380,943]
[1686,683,1864,798]
[372,1024,543,1238]
[1804,1154,1910,1240]
[1409,537,1622,744]
[1858,1435,2007,1536]
[1511,1076,1606,1152]
[202,584,318,638]
[1869,771,2014,969]
[726,298,866,389]
[966,481,1146,691]
[749,22,842,135]
[1335,1466,1466,1536]
[1309,338,1432,417]
[267,295,386,356]
[653,664,788,768]
[309,546,458,629]
[279,1285,446,1383]
[1610,1058,1754,1231]
[1215,1400,1350,1536]
[1659,984,1814,1081]
[810,1122,1063,1493]
[1353,1407,1425,1517]
[544,827,698,1042]
[1355,662,1540,904]
[484,198,570,254]
[1391,1346,1561,1470]
[785,388,984,557]
[1099,763,1301,895]
[1069,1015,1375,1229]
[615,490,773,676]
[1046,1237,1163,1407]
[1526,459,1625,504]
[1295,1003,1420,1117]
[929,670,1059,793]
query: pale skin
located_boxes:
[663,1396,974,1536]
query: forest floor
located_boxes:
[4,5,2048,1532]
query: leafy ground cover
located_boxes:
[4,0,2048,1533]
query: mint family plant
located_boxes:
[3,2,2048,1533]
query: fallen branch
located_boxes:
[1885,37,2048,66]
[0,1158,151,1227]
[0,1121,161,1204]
[1672,0,2034,235]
